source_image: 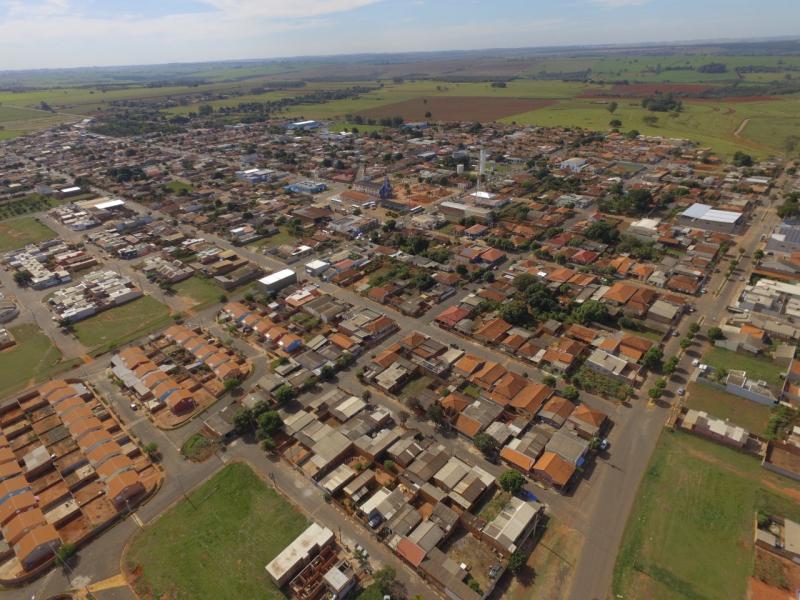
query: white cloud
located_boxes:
[589,0,649,7]
[199,0,382,19]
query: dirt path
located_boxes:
[735,118,751,138]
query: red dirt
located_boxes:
[690,95,778,104]
[357,96,556,122]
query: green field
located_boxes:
[126,462,308,600]
[0,194,59,221]
[613,430,800,600]
[702,347,785,388]
[685,381,772,434]
[0,217,56,251]
[74,295,172,356]
[0,324,82,400]
[172,275,222,310]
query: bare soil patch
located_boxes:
[581,83,716,98]
[357,96,556,122]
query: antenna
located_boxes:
[477,146,486,193]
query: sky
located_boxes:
[1,0,799,71]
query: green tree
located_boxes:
[500,301,531,326]
[499,469,525,494]
[733,151,754,167]
[256,410,283,440]
[641,347,664,371]
[572,300,609,325]
[55,543,77,564]
[427,403,447,427]
[473,433,498,457]
[374,566,397,594]
[274,384,296,404]
[562,385,579,401]
[688,322,700,334]
[707,326,724,341]
[507,550,526,573]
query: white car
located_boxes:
[677,387,686,396]
[692,359,700,367]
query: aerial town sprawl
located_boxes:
[2,52,800,600]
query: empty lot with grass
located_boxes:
[0,324,81,400]
[0,217,55,252]
[74,296,172,356]
[685,381,772,434]
[613,430,800,600]
[126,462,308,600]
[172,275,223,311]
[702,347,785,388]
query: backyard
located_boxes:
[0,217,56,252]
[0,324,81,400]
[73,296,172,356]
[126,462,308,600]
[685,381,772,434]
[613,430,800,600]
[703,347,785,388]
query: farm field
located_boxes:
[126,462,308,600]
[358,96,557,122]
[73,296,172,356]
[685,381,772,434]
[0,324,82,400]
[702,347,785,388]
[0,217,56,251]
[613,430,800,600]
[172,275,223,310]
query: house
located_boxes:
[537,396,575,428]
[567,404,608,439]
[533,452,575,490]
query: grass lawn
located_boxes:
[613,430,800,600]
[686,381,772,434]
[253,226,297,250]
[74,296,172,356]
[352,583,384,600]
[172,275,223,310]
[0,324,82,400]
[0,217,55,251]
[164,180,193,194]
[126,462,308,600]
[180,433,220,462]
[703,347,785,388]
[398,375,434,401]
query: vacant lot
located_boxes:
[0,217,55,252]
[703,347,785,388]
[0,324,81,400]
[173,276,222,311]
[74,296,172,356]
[686,381,772,434]
[358,96,555,122]
[126,462,307,600]
[613,430,800,600]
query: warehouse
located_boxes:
[256,269,297,294]
[677,203,743,233]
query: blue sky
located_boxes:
[0,0,799,70]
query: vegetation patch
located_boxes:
[0,194,58,221]
[0,324,81,400]
[685,381,772,434]
[703,347,785,388]
[180,433,220,462]
[172,275,223,310]
[126,462,307,600]
[74,296,172,356]
[357,96,556,122]
[613,430,800,600]
[0,217,56,252]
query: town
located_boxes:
[1,70,800,600]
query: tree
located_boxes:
[572,300,609,325]
[500,301,531,326]
[234,407,256,433]
[499,469,525,494]
[473,433,498,457]
[609,118,622,128]
[507,550,526,573]
[260,436,277,453]
[733,151,754,167]
[55,543,77,564]
[320,365,336,381]
[562,385,579,401]
[543,375,557,387]
[223,378,241,393]
[688,322,700,335]
[648,387,662,399]
[754,249,764,261]
[708,326,724,341]
[257,410,283,440]
[680,338,691,350]
[374,566,397,594]
[12,270,31,286]
[663,356,679,374]
[427,403,447,427]
[641,347,663,371]
[607,101,618,114]
[643,115,659,126]
[143,442,160,461]
[274,384,296,404]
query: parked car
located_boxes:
[677,387,686,396]
[599,438,610,451]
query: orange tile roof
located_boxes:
[14,522,60,566]
[455,413,482,438]
[454,354,484,377]
[534,452,575,487]
[510,383,552,414]
[3,507,46,545]
[500,447,536,473]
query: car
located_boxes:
[130,402,138,411]
[692,358,700,367]
[677,387,685,396]
[368,514,383,529]
[672,330,680,337]
[599,438,610,451]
